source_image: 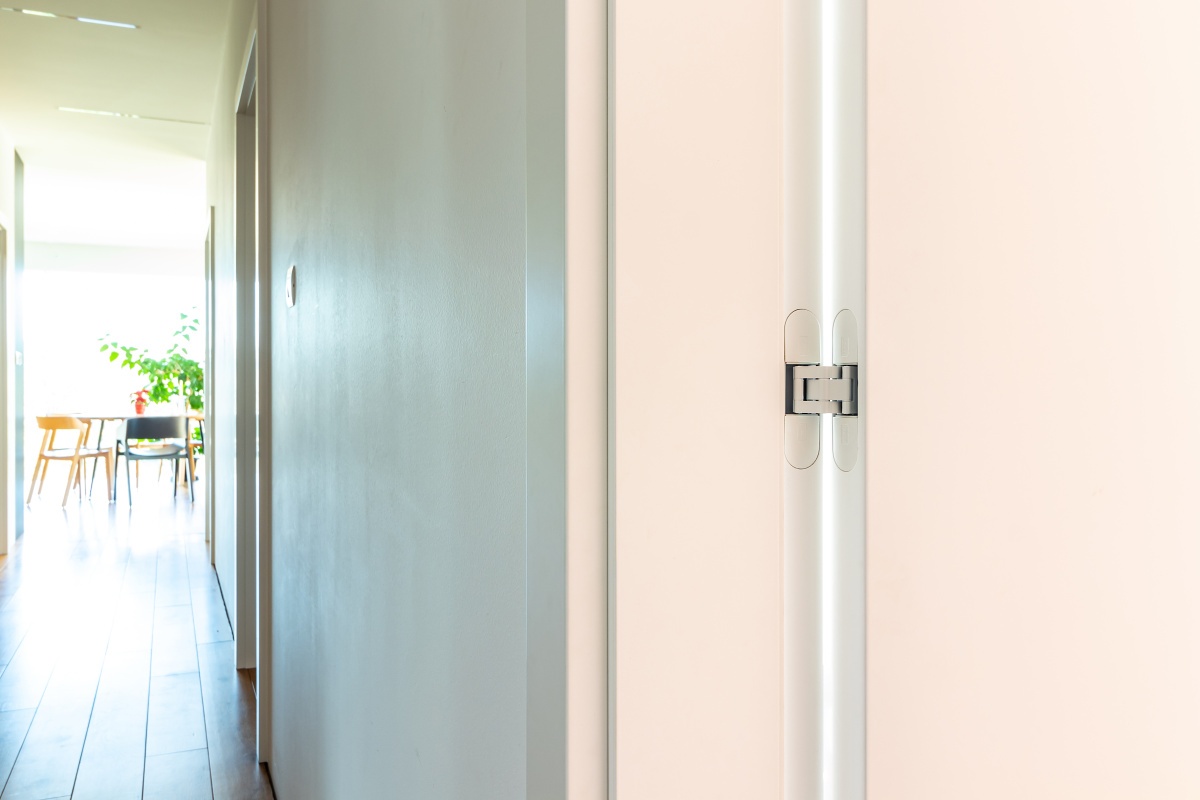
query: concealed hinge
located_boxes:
[786,364,858,416]
[784,308,860,470]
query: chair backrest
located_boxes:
[124,415,187,441]
[36,415,87,431]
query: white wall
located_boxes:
[0,129,15,551]
[868,2,1200,797]
[264,1,528,796]
[0,131,14,225]
[21,162,207,248]
[22,242,202,277]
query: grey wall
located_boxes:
[266,1,528,796]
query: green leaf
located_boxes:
[101,309,206,406]
[100,343,109,352]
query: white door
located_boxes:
[609,2,786,799]
[609,1,1200,799]
[608,2,861,798]
[867,1,1200,798]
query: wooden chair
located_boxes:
[28,416,113,507]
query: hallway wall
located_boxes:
[0,129,16,553]
[264,1,528,797]
[0,129,14,225]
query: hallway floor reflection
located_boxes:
[0,484,272,799]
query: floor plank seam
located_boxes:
[0,529,95,800]
[183,539,217,800]
[68,547,133,799]
[140,534,160,800]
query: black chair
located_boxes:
[116,416,194,505]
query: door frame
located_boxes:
[252,2,273,761]
[233,29,258,674]
[525,0,609,796]
[0,217,11,556]
[12,155,22,543]
[783,0,868,795]
[230,14,273,762]
[205,205,216,566]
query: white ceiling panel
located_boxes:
[0,1,232,246]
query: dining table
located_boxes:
[50,411,205,502]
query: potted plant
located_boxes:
[100,312,204,413]
[130,389,150,415]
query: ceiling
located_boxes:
[0,0,233,247]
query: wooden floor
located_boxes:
[0,478,273,799]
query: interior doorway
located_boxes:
[232,41,257,677]
[216,27,272,763]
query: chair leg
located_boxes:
[125,456,133,507]
[36,458,50,496]
[186,456,195,503]
[26,456,43,505]
[28,432,48,504]
[104,455,112,502]
[62,459,79,507]
[173,460,178,499]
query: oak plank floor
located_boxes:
[0,483,273,799]
[198,644,272,800]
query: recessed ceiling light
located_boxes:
[76,17,137,29]
[0,6,137,29]
[59,106,122,118]
[59,107,206,126]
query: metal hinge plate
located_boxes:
[784,308,860,471]
[786,364,858,416]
